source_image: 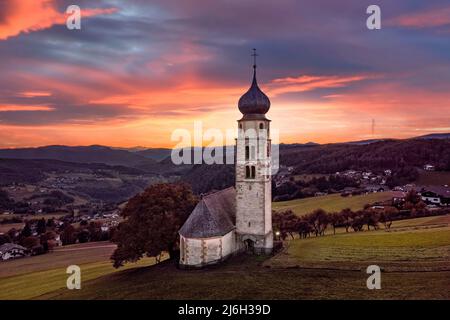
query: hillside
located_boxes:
[135,148,172,162]
[281,139,450,173]
[0,159,163,202]
[0,242,160,300]
[272,192,392,216]
[181,139,450,194]
[415,133,450,140]
[0,158,144,184]
[0,145,157,168]
[416,170,450,185]
[38,224,450,300]
[2,138,449,196]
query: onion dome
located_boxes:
[238,50,270,117]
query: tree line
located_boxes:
[273,190,449,240]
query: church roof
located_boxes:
[179,187,236,238]
[238,69,271,117]
[238,50,270,118]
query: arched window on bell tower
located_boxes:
[245,166,256,179]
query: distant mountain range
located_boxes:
[0,133,448,172]
[134,148,172,162]
[0,145,157,168]
[1,134,449,196]
[340,133,450,145]
[414,133,450,140]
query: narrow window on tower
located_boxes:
[251,166,256,179]
[245,146,250,160]
[245,166,250,179]
[180,237,185,262]
[267,143,271,157]
[259,123,264,129]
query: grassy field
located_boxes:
[390,215,450,229]
[273,192,392,216]
[267,227,450,270]
[37,217,450,300]
[2,215,449,300]
[0,241,163,299]
[416,170,450,185]
[40,254,450,300]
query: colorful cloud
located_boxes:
[0,0,117,40]
[0,0,449,148]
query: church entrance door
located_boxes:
[244,239,255,253]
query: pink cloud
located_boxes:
[0,104,54,112]
[267,74,372,96]
[0,0,117,40]
[387,6,450,28]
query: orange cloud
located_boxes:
[0,0,117,40]
[18,91,52,98]
[267,74,372,96]
[387,6,450,28]
[0,104,54,111]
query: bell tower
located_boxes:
[235,49,273,254]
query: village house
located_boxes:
[420,186,450,206]
[392,191,407,205]
[364,184,387,193]
[0,243,29,261]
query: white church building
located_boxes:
[179,56,274,267]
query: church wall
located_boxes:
[179,230,236,267]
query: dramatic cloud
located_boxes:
[0,0,449,147]
[0,0,117,40]
[268,75,373,96]
[0,105,54,112]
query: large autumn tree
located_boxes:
[111,183,198,268]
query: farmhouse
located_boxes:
[0,243,28,261]
[392,191,406,205]
[179,55,273,267]
[420,186,450,206]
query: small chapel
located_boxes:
[179,52,274,267]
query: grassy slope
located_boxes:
[0,259,157,300]
[40,222,450,300]
[273,192,392,216]
[274,228,450,266]
[0,241,162,299]
[0,242,116,278]
[40,255,450,300]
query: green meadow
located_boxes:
[272,192,392,216]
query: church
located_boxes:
[179,54,274,267]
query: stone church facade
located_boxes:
[179,59,273,267]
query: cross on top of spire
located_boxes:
[252,48,258,69]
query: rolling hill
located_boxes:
[135,148,172,162]
[0,145,156,168]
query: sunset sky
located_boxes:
[0,0,449,148]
